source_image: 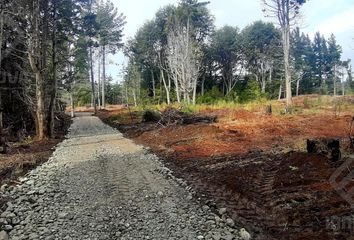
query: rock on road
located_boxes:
[0,114,245,240]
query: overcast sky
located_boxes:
[107,0,354,82]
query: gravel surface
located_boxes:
[0,114,248,240]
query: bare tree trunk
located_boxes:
[261,77,266,93]
[278,80,283,100]
[28,0,48,140]
[282,27,292,110]
[269,65,273,83]
[132,90,137,107]
[261,62,266,93]
[161,69,170,104]
[0,6,6,152]
[192,76,197,105]
[201,74,205,96]
[333,64,337,96]
[34,71,46,139]
[175,77,181,103]
[102,45,106,108]
[342,68,345,96]
[97,48,101,108]
[296,78,300,97]
[48,0,57,138]
[89,47,97,114]
[151,70,156,99]
[125,84,129,105]
[70,92,75,118]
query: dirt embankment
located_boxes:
[0,114,72,210]
[98,98,354,240]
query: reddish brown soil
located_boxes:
[98,98,354,240]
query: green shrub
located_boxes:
[238,80,264,103]
[197,86,224,104]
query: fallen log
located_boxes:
[182,115,217,125]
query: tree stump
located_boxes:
[265,104,272,115]
[306,138,341,161]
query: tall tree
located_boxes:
[96,0,125,108]
[327,34,342,95]
[291,28,312,96]
[262,0,307,111]
[209,25,243,94]
[167,20,201,104]
[242,21,281,93]
[27,0,50,140]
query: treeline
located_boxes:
[123,0,353,107]
[0,0,125,140]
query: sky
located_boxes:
[107,0,354,82]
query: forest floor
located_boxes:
[98,95,354,240]
[0,114,72,211]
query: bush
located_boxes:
[238,80,264,103]
[197,87,224,104]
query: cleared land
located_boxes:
[98,95,354,240]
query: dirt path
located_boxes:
[0,114,245,240]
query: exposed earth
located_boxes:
[98,96,354,240]
[0,114,247,240]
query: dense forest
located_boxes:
[0,0,125,141]
[123,0,353,108]
[0,0,353,141]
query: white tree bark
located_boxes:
[166,20,200,105]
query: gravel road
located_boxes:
[0,114,248,240]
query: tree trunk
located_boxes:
[261,76,266,93]
[161,69,170,105]
[35,71,47,140]
[0,6,6,152]
[70,92,75,118]
[48,1,57,138]
[278,81,283,100]
[97,48,101,108]
[28,0,48,140]
[89,47,97,114]
[175,77,181,103]
[333,64,336,96]
[132,90,137,107]
[261,62,266,93]
[282,27,292,110]
[151,70,156,99]
[102,45,106,108]
[201,74,205,96]
[296,78,300,97]
[192,76,197,105]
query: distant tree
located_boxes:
[167,20,201,104]
[262,0,307,111]
[96,0,125,108]
[327,34,342,95]
[242,21,281,93]
[209,26,243,95]
[291,28,313,96]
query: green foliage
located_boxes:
[238,80,265,103]
[96,0,126,52]
[181,104,199,114]
[75,85,92,106]
[197,87,224,104]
